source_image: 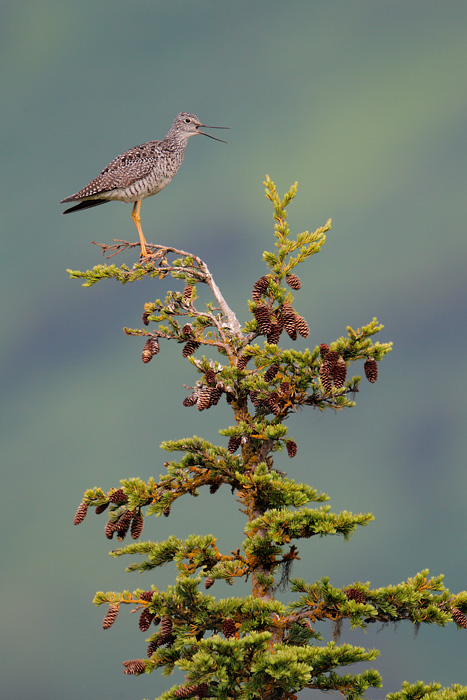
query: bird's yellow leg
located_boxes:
[131,201,149,258]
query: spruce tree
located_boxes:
[70,177,467,700]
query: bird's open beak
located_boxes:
[197,124,229,143]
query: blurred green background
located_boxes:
[1,2,466,699]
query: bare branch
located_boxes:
[93,240,243,338]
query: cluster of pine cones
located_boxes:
[183,367,226,411]
[73,490,144,541]
[252,275,309,343]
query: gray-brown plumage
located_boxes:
[60,112,227,257]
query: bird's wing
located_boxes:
[62,141,163,201]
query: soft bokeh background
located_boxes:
[1,2,466,699]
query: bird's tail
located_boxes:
[61,199,109,214]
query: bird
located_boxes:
[60,112,228,258]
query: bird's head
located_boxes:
[170,112,229,143]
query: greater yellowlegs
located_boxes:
[60,112,228,257]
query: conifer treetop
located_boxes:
[70,177,465,700]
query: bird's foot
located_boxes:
[139,248,157,261]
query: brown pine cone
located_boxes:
[160,616,173,639]
[286,273,301,290]
[73,502,88,525]
[364,357,378,383]
[123,659,146,675]
[183,393,198,407]
[147,639,159,657]
[139,591,154,602]
[210,386,223,405]
[222,618,237,638]
[139,608,155,632]
[209,483,220,494]
[264,364,280,382]
[205,368,216,384]
[249,391,261,408]
[281,304,297,337]
[104,519,117,540]
[319,343,330,358]
[332,357,347,389]
[193,683,209,698]
[286,440,297,458]
[95,502,109,515]
[452,608,467,628]
[142,336,160,363]
[266,322,282,345]
[109,488,127,504]
[183,285,194,301]
[102,603,119,630]
[182,323,193,336]
[116,508,135,541]
[344,588,366,604]
[182,340,200,358]
[142,310,150,326]
[319,363,333,394]
[322,350,339,371]
[268,391,281,415]
[197,387,213,411]
[228,436,241,453]
[131,513,144,540]
[205,576,215,589]
[295,315,310,338]
[117,508,134,527]
[253,302,272,334]
[236,353,250,370]
[252,275,271,301]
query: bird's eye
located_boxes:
[184,118,192,124]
